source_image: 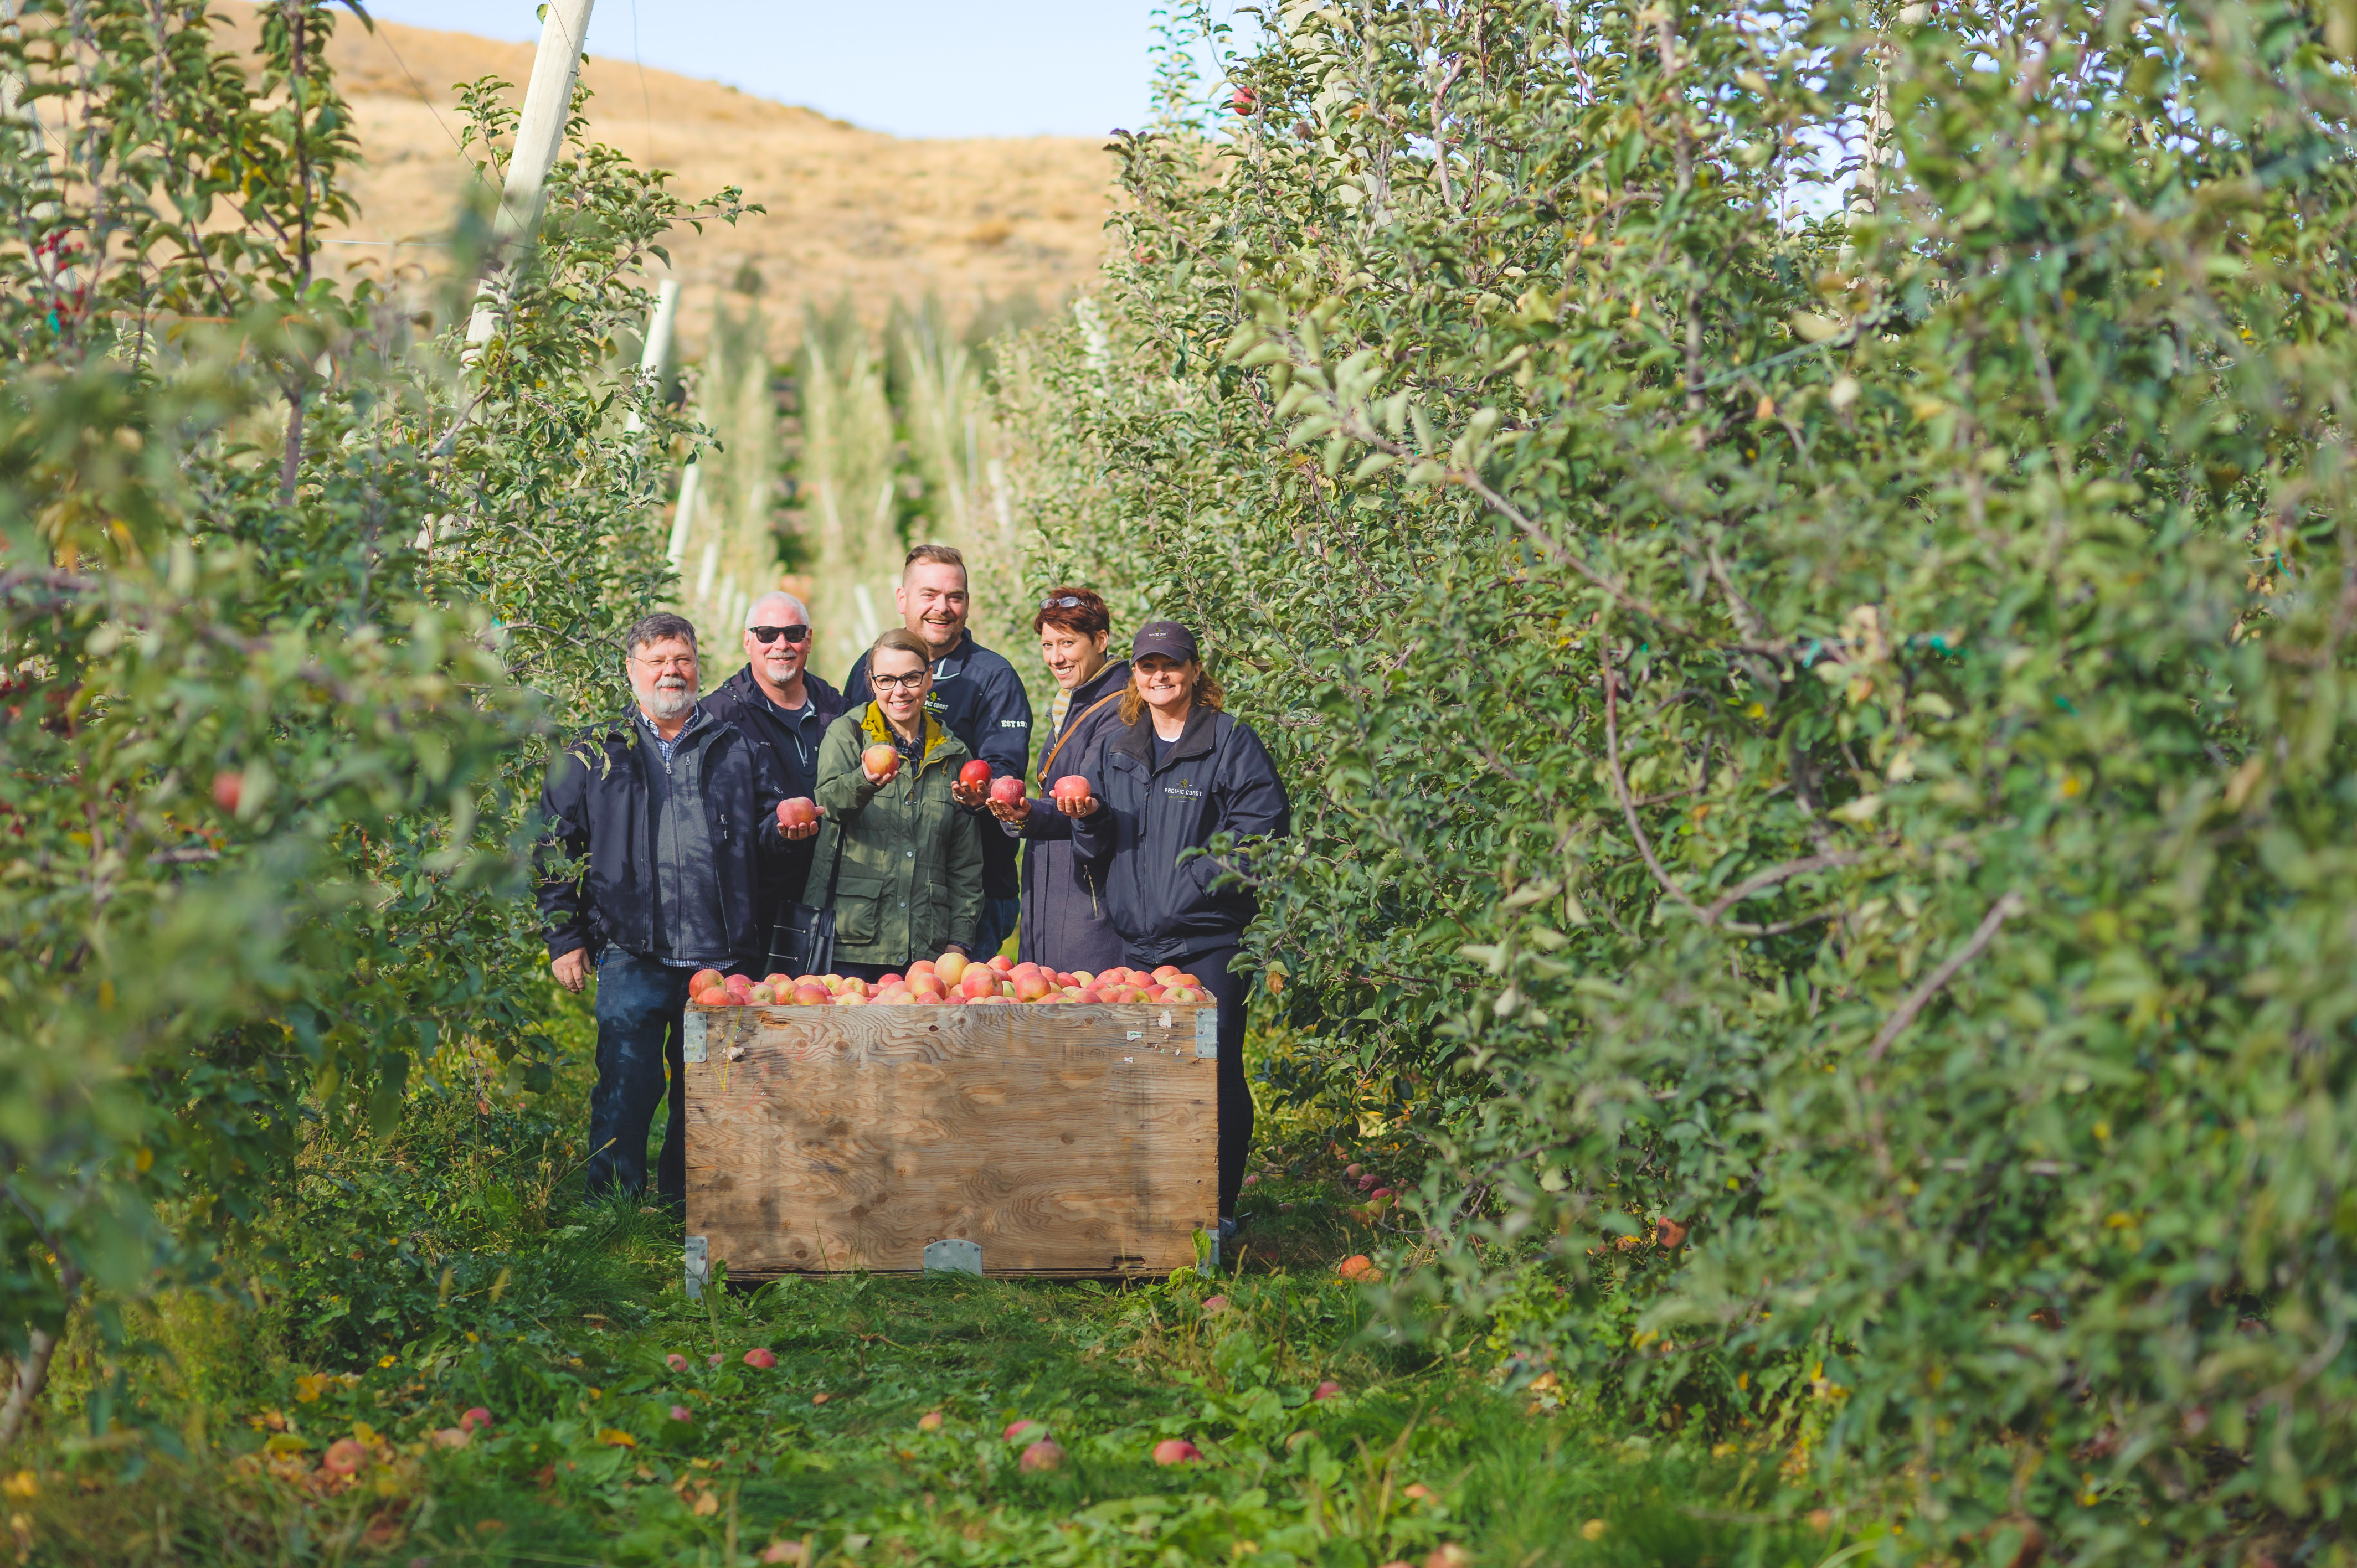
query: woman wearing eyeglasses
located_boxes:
[1063,621,1291,1234]
[805,629,984,981]
[983,587,1131,974]
[699,591,847,914]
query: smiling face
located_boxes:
[629,636,700,722]
[743,591,811,694]
[1133,652,1197,717]
[897,561,969,656]
[868,646,933,734]
[1038,623,1110,692]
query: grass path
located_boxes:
[18,1034,1843,1567]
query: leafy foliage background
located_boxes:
[995,0,2357,1557]
[0,0,744,1432]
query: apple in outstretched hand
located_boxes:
[959,759,992,789]
[778,796,819,830]
[1051,775,1095,813]
[989,775,1026,810]
[862,744,902,783]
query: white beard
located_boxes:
[642,683,696,720]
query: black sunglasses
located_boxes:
[749,625,811,644]
[1041,595,1084,610]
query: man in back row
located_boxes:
[841,544,1032,959]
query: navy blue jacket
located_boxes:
[843,628,1032,899]
[698,664,847,912]
[1068,705,1291,967]
[536,714,792,969]
[1010,658,1130,972]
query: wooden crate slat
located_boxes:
[685,1002,1216,1278]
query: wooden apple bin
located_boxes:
[680,999,1219,1282]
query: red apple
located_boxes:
[1003,1419,1042,1441]
[959,968,997,999]
[936,952,969,985]
[878,973,903,988]
[959,759,993,789]
[863,744,902,781]
[210,770,243,813]
[323,1437,368,1476]
[689,968,724,993]
[988,954,1015,974]
[460,1406,492,1431]
[778,796,819,829]
[918,1411,945,1431]
[1152,964,1182,984]
[1312,1380,1344,1401]
[1152,1436,1203,1465]
[791,982,830,1005]
[1013,973,1053,1002]
[1052,775,1092,805]
[1336,1255,1376,1281]
[1019,1439,1065,1472]
[743,1348,778,1369]
[1231,84,1257,115]
[989,775,1026,809]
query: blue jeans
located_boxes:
[973,895,1022,961]
[586,948,709,1207]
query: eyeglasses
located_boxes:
[749,625,810,644]
[633,654,697,673]
[871,670,929,692]
[1041,595,1084,610]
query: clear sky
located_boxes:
[352,1,1259,141]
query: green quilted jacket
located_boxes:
[805,703,984,966]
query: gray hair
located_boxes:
[745,590,810,629]
[622,612,698,659]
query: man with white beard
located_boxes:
[537,612,794,1208]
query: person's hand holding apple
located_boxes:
[951,757,991,810]
[775,796,824,840]
[985,773,1028,823]
[1051,775,1099,818]
[861,744,902,786]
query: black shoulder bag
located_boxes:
[766,819,843,977]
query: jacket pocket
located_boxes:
[833,871,888,947]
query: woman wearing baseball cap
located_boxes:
[1058,620,1290,1235]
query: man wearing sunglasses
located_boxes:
[699,591,847,912]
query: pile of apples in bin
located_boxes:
[689,952,1211,1008]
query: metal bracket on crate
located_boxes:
[682,1009,707,1064]
[684,1235,711,1302]
[1195,1008,1219,1059]
[923,1238,982,1276]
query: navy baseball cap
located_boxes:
[1131,620,1200,662]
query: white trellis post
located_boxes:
[463,0,598,359]
[666,460,702,571]
[625,277,680,434]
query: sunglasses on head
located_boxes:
[749,625,811,644]
[1041,595,1084,610]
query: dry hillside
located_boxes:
[213,3,1118,347]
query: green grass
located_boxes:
[13,1021,1860,1567]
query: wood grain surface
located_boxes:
[684,1003,1217,1278]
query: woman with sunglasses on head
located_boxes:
[805,629,983,982]
[700,592,846,915]
[1062,622,1290,1237]
[982,587,1131,974]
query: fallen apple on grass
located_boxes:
[322,1437,369,1476]
[1152,1437,1203,1466]
[1018,1438,1066,1472]
[1312,1380,1344,1402]
[918,1411,945,1432]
